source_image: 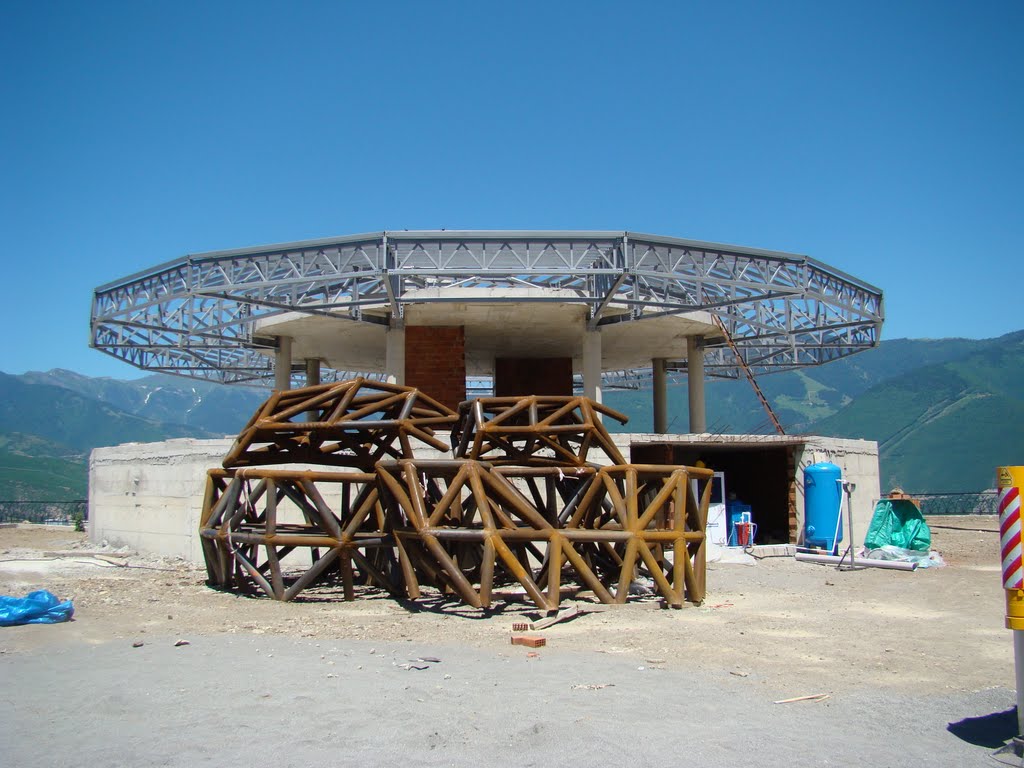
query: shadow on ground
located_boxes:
[947,707,1018,749]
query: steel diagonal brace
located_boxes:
[381,268,404,326]
[587,270,629,330]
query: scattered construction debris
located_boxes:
[94,554,128,567]
[774,693,831,704]
[511,635,546,648]
[795,552,918,571]
[512,606,580,632]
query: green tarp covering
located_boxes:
[863,499,931,552]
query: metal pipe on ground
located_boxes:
[794,552,918,571]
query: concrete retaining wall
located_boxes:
[621,432,881,549]
[89,433,880,564]
[89,438,233,563]
[793,436,881,549]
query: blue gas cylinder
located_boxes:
[804,462,843,554]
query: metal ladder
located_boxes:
[713,317,786,436]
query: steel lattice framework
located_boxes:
[91,230,883,384]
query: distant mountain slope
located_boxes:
[2,330,1021,500]
[0,450,86,500]
[20,370,267,436]
[0,372,224,500]
[0,432,86,501]
[782,335,1005,402]
[812,333,1024,492]
[0,372,213,453]
[605,331,1024,436]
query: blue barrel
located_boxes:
[804,462,843,553]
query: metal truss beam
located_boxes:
[91,231,883,384]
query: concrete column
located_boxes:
[305,358,321,387]
[385,327,406,385]
[274,336,292,391]
[304,358,321,422]
[582,329,603,405]
[652,358,668,433]
[687,335,706,433]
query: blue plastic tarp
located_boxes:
[0,590,74,626]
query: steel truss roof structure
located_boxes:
[91,230,884,385]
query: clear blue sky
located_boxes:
[1,1,1021,379]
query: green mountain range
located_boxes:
[808,331,1024,492]
[0,372,265,501]
[1,330,1021,501]
[604,330,1024,493]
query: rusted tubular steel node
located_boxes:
[374,459,713,610]
[199,467,401,602]
[451,395,629,467]
[223,377,458,470]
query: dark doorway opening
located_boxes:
[494,357,573,397]
[630,442,796,545]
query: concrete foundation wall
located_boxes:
[622,433,881,548]
[794,436,882,549]
[89,433,880,564]
[88,437,458,564]
[89,438,234,563]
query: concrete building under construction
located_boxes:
[88,230,884,562]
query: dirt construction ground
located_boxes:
[1,518,1020,767]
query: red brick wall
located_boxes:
[787,447,798,543]
[404,326,466,411]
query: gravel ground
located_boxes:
[1,519,1019,767]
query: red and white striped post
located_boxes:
[998,466,1024,736]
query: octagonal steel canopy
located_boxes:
[90,230,884,386]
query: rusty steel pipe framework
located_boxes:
[374,460,712,610]
[199,382,712,610]
[199,468,402,602]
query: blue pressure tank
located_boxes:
[804,462,843,554]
